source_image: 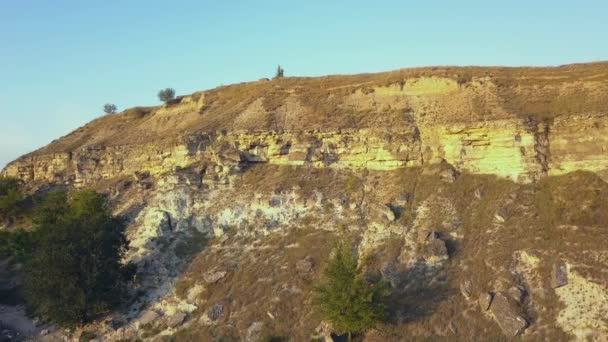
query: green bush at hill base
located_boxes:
[23,189,135,327]
[0,176,24,219]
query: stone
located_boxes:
[460,280,473,300]
[474,187,484,199]
[551,260,568,288]
[379,204,396,222]
[479,292,493,311]
[489,292,528,336]
[139,310,160,326]
[207,303,224,321]
[166,312,187,328]
[508,286,526,304]
[395,193,411,206]
[421,233,448,262]
[296,257,314,275]
[203,270,227,283]
[245,321,265,342]
[494,208,509,223]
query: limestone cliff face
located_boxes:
[4,115,608,186]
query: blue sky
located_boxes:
[1,0,607,168]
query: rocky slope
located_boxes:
[2,62,608,341]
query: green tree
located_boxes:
[103,103,117,114]
[313,241,389,340]
[158,88,176,103]
[23,190,134,327]
[0,176,23,219]
[0,229,34,261]
[274,65,284,78]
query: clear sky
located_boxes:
[1,0,607,169]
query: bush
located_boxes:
[0,176,23,219]
[158,88,176,103]
[0,229,34,261]
[103,103,117,114]
[313,241,389,340]
[23,190,135,327]
[274,65,284,79]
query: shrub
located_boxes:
[0,229,34,261]
[0,176,23,219]
[158,88,176,103]
[313,240,389,340]
[23,190,135,327]
[274,65,284,79]
[103,103,117,114]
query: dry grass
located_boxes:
[19,62,608,159]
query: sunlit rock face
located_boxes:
[5,115,608,186]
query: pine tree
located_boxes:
[313,241,389,340]
[274,65,285,78]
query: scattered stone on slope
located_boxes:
[479,292,493,311]
[245,321,264,342]
[295,257,314,275]
[489,292,528,336]
[421,232,448,262]
[138,310,160,326]
[460,280,473,300]
[203,270,227,284]
[166,312,187,328]
[207,303,224,321]
[474,186,484,199]
[376,204,396,222]
[395,192,411,206]
[494,207,509,223]
[551,260,569,288]
[508,286,526,304]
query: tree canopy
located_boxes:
[23,190,134,327]
[158,88,176,103]
[0,176,23,219]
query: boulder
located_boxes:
[203,270,227,284]
[379,204,396,222]
[166,312,187,328]
[551,260,568,288]
[139,310,160,326]
[207,303,224,321]
[479,292,493,311]
[395,193,411,206]
[494,208,509,223]
[474,186,484,199]
[245,321,265,342]
[460,280,473,300]
[296,257,314,275]
[421,233,448,262]
[508,286,526,304]
[489,292,528,336]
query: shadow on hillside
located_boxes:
[114,226,209,328]
[384,260,453,324]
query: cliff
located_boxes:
[3,62,608,341]
[4,62,608,186]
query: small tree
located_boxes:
[103,103,117,114]
[274,65,285,79]
[23,190,134,327]
[313,241,389,340]
[0,176,23,219]
[158,88,176,103]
